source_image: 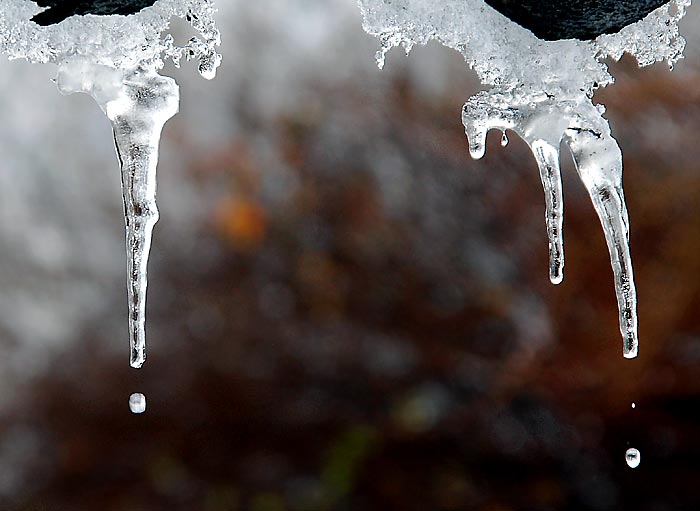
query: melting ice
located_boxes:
[358,0,692,358]
[0,0,221,368]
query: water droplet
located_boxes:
[632,402,636,409]
[626,447,640,468]
[501,131,509,147]
[129,393,147,414]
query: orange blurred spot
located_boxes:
[215,198,267,250]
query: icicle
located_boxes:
[56,60,180,368]
[530,140,564,284]
[110,72,179,368]
[463,119,489,160]
[564,104,638,359]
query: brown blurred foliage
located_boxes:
[1,53,700,511]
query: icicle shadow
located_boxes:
[56,61,180,368]
[463,91,638,358]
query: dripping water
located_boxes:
[626,447,641,468]
[129,392,147,414]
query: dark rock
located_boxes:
[31,0,158,26]
[484,0,669,41]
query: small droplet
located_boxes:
[626,447,640,468]
[501,131,509,147]
[632,402,636,409]
[129,393,147,414]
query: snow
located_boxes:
[358,0,692,358]
[0,0,221,77]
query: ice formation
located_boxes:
[358,0,692,358]
[0,0,221,368]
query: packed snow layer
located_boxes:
[358,0,692,358]
[0,0,221,77]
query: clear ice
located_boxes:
[358,0,692,358]
[0,0,221,368]
[626,447,641,468]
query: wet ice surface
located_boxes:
[0,0,220,368]
[359,0,692,358]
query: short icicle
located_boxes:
[56,60,180,368]
[530,140,564,285]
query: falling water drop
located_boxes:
[129,393,147,414]
[625,448,640,468]
[632,402,636,409]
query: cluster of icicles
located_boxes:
[463,92,638,358]
[358,0,692,361]
[0,1,691,433]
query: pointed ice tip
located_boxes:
[468,143,486,160]
[130,353,146,369]
[624,348,638,359]
[549,271,563,285]
[623,336,638,359]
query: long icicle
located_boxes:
[55,61,180,367]
[565,120,638,358]
[109,70,180,368]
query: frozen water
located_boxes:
[129,392,147,414]
[56,60,180,367]
[0,0,221,367]
[626,447,641,468]
[0,0,221,77]
[358,0,692,358]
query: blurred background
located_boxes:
[0,1,698,509]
